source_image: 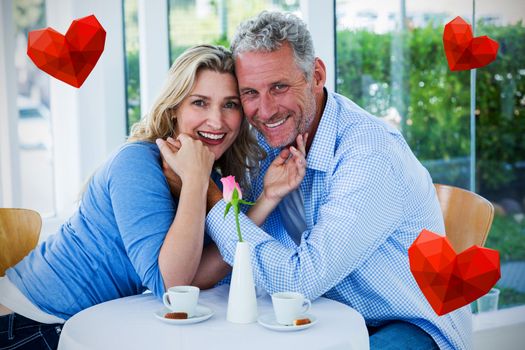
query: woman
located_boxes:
[0,44,306,350]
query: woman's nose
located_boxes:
[206,106,224,129]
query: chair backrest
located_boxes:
[0,208,41,276]
[434,184,494,252]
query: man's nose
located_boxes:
[258,93,278,120]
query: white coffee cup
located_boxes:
[271,291,311,325]
[162,286,200,317]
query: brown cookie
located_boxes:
[293,318,311,326]
[165,312,188,319]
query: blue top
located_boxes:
[206,91,471,349]
[7,142,178,320]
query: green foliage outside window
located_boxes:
[13,0,45,34]
[336,22,525,193]
[126,50,141,129]
[476,23,525,192]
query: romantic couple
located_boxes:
[0,11,471,350]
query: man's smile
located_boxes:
[264,117,288,129]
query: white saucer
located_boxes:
[257,313,317,332]
[154,305,213,325]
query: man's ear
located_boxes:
[312,58,326,92]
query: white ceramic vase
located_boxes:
[226,241,258,323]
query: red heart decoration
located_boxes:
[408,229,500,316]
[443,16,499,71]
[27,15,106,88]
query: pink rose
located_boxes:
[220,175,242,203]
[221,175,254,242]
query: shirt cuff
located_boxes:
[205,200,239,265]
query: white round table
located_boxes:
[58,285,369,350]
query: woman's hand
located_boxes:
[262,133,307,203]
[247,133,307,227]
[156,134,215,187]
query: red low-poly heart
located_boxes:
[443,16,499,71]
[408,229,500,316]
[27,15,106,88]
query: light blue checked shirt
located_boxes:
[206,91,471,349]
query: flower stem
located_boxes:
[235,206,243,242]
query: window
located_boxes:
[2,0,127,229]
[168,0,300,62]
[475,0,525,310]
[13,0,55,216]
[336,0,525,309]
[124,0,141,133]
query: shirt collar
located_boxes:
[306,90,338,173]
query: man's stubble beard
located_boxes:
[278,88,317,148]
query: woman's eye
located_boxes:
[192,100,205,107]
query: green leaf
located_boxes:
[232,188,239,201]
[223,202,232,219]
[239,199,255,206]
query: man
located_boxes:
[200,11,470,349]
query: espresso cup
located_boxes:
[271,291,311,325]
[162,286,200,317]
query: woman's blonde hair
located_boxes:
[128,44,264,191]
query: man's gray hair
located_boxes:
[230,11,315,80]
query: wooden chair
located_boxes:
[434,184,495,252]
[0,208,41,276]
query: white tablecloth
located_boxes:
[58,285,369,350]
